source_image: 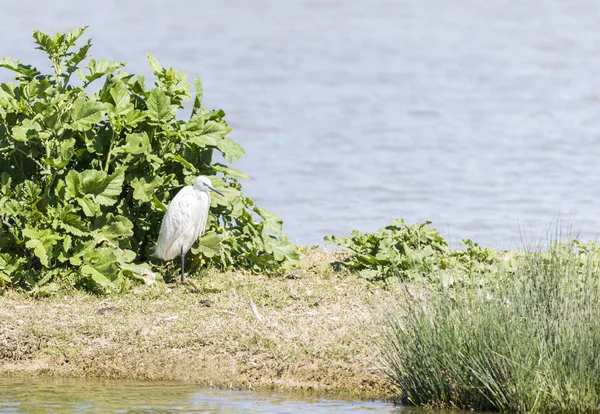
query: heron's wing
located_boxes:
[153,187,203,260]
[195,191,211,240]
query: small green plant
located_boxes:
[325,219,504,284]
[448,239,496,270]
[324,218,449,282]
[0,27,298,294]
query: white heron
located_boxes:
[153,176,223,283]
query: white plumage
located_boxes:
[153,176,222,282]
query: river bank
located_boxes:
[0,249,397,400]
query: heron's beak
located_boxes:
[208,185,224,197]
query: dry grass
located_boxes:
[0,248,397,399]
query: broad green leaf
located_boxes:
[46,138,76,168]
[65,170,81,199]
[32,282,61,297]
[117,132,150,155]
[66,40,91,72]
[80,168,124,206]
[76,69,86,84]
[146,52,162,74]
[71,96,105,131]
[11,119,41,142]
[64,26,88,45]
[211,165,249,180]
[131,176,162,202]
[109,81,133,115]
[0,56,40,78]
[147,88,174,123]
[60,212,88,236]
[80,169,106,193]
[116,249,136,263]
[230,196,245,217]
[81,264,114,290]
[357,252,379,265]
[192,75,203,115]
[22,180,42,201]
[0,272,11,284]
[204,108,226,120]
[36,271,53,286]
[54,179,66,199]
[57,138,76,167]
[121,263,151,282]
[97,168,125,204]
[216,137,245,162]
[96,215,133,241]
[85,59,126,83]
[187,122,230,150]
[77,196,100,217]
[206,179,239,207]
[0,88,19,110]
[191,231,221,258]
[201,120,231,141]
[0,172,11,187]
[130,74,145,91]
[22,227,60,268]
[63,234,72,252]
[25,238,49,267]
[164,154,194,170]
[32,30,56,54]
[146,153,164,166]
[267,239,299,263]
[256,208,283,233]
[82,247,121,278]
[0,255,27,283]
[22,79,40,100]
[185,114,205,132]
[130,178,151,202]
[69,256,82,266]
[3,199,22,216]
[123,109,146,127]
[69,239,97,263]
[160,68,191,102]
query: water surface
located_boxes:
[0,376,405,413]
[1,0,600,247]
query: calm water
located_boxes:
[2,0,600,247]
[0,376,406,413]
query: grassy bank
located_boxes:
[0,249,396,399]
[381,241,600,412]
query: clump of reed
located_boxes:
[381,241,600,412]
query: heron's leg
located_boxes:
[180,245,185,283]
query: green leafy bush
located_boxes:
[324,218,449,281]
[325,218,500,283]
[0,27,297,294]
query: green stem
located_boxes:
[14,148,46,172]
[104,130,115,172]
[44,171,58,204]
[53,54,66,92]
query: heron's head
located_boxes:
[193,176,224,196]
